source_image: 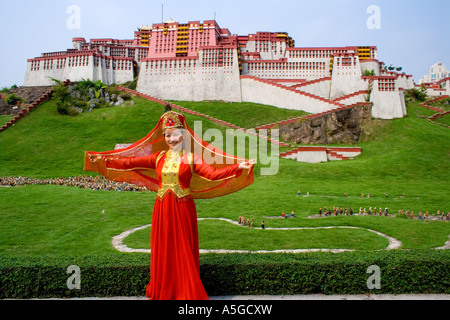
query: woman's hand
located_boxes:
[89,154,120,163]
[239,159,256,170]
[89,154,103,163]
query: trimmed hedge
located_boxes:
[0,255,150,299]
[1,250,448,299]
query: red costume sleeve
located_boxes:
[84,152,161,193]
[192,154,242,181]
[189,154,250,199]
[105,154,157,171]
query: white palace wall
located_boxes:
[136,48,242,102]
[294,78,331,99]
[24,57,94,86]
[24,54,135,86]
[24,51,412,120]
[371,90,406,119]
[329,55,365,100]
[240,77,338,113]
[360,60,381,76]
[442,78,450,95]
[244,40,288,61]
[241,58,330,81]
[370,78,407,119]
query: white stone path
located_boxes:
[112,217,407,254]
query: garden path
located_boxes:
[111,217,404,254]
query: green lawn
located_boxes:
[433,113,450,127]
[0,96,449,259]
[170,100,310,129]
[0,115,13,127]
[125,219,390,251]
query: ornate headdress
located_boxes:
[162,111,185,132]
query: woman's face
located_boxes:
[164,128,184,150]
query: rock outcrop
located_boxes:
[277,104,373,145]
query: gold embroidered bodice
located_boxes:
[157,149,191,199]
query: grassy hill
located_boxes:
[0,92,449,297]
[0,94,448,257]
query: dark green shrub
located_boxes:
[1,250,448,299]
[119,93,132,101]
[1,85,17,94]
[4,93,22,105]
[56,101,69,115]
[405,86,428,102]
[67,107,81,117]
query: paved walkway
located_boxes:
[112,217,406,254]
[212,294,450,300]
[26,294,450,300]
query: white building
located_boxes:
[24,19,415,120]
[419,62,450,84]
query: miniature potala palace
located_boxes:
[24,19,418,119]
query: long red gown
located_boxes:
[105,149,242,300]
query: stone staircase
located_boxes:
[0,80,70,133]
[418,95,450,127]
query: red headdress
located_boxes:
[84,111,254,199]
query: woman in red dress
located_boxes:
[85,111,255,300]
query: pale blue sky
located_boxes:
[0,0,449,87]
